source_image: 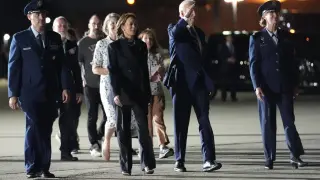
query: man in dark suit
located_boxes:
[218,35,238,101]
[249,0,307,170]
[53,16,82,161]
[167,0,222,172]
[7,0,71,178]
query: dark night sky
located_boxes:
[1,0,187,48]
[1,0,320,48]
[1,0,181,34]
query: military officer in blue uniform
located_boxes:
[8,0,71,178]
[249,0,308,170]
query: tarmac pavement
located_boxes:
[0,81,319,180]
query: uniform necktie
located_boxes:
[37,34,44,51]
[272,33,278,45]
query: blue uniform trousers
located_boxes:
[258,89,304,161]
[21,100,57,173]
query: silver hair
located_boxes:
[179,0,195,14]
[52,16,70,30]
[102,13,120,36]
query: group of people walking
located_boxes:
[7,0,308,178]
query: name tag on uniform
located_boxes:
[68,47,76,54]
[23,47,31,51]
[50,44,59,50]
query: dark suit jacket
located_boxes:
[107,38,151,110]
[8,27,71,103]
[163,22,179,89]
[167,19,213,93]
[218,43,238,75]
[249,28,299,93]
[64,39,82,94]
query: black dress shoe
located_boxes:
[290,157,308,169]
[41,171,55,178]
[265,161,273,170]
[26,172,39,178]
[61,154,79,161]
[174,161,187,172]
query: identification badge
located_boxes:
[23,47,31,50]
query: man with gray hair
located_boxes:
[53,16,82,161]
[167,0,222,172]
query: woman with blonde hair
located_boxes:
[139,28,174,159]
[92,13,138,161]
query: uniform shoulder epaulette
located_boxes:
[13,29,29,40]
[252,31,261,39]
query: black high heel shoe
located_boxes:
[121,171,131,176]
[265,161,273,170]
[290,157,308,169]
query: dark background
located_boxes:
[2,0,320,48]
[1,0,320,93]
